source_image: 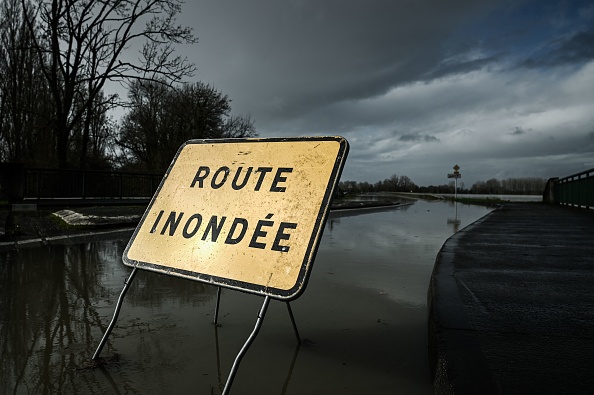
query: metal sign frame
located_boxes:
[92,136,349,394]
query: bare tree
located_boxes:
[20,0,197,168]
[0,0,54,165]
[223,114,257,139]
[117,80,256,172]
[70,89,115,168]
[116,79,169,171]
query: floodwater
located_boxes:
[440,193,542,202]
[0,199,491,394]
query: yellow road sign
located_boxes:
[123,137,349,300]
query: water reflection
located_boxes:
[322,200,490,307]
[1,245,106,394]
[0,199,490,394]
[447,202,462,233]
[0,241,216,394]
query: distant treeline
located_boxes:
[339,175,547,195]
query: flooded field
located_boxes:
[0,199,491,394]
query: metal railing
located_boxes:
[23,168,162,200]
[554,168,594,209]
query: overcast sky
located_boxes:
[167,0,594,187]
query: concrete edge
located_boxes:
[427,210,499,395]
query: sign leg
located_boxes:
[92,267,138,360]
[214,286,222,326]
[222,295,271,395]
[285,302,301,344]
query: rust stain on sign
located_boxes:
[124,137,349,300]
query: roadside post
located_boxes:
[92,136,349,394]
[447,164,461,199]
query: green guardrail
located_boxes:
[554,168,594,209]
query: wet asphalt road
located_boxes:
[428,204,594,394]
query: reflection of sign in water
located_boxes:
[447,216,461,233]
[124,137,349,300]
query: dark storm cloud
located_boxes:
[187,0,503,119]
[399,133,440,143]
[162,0,594,186]
[509,127,529,136]
[551,28,594,63]
[522,27,594,68]
[424,56,499,80]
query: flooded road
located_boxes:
[0,199,491,394]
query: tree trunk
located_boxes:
[56,116,69,168]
